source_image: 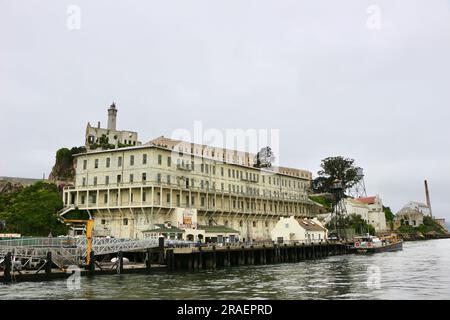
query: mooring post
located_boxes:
[3,252,12,283]
[45,251,52,276]
[118,251,124,274]
[198,247,203,270]
[158,237,165,265]
[187,252,192,271]
[89,250,95,275]
[166,249,173,272]
[212,246,217,269]
[146,248,152,272]
[192,252,198,270]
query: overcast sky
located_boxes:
[1,0,449,219]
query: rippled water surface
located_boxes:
[1,239,449,299]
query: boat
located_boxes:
[352,234,403,254]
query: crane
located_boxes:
[62,218,94,265]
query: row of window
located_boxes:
[84,154,148,170]
[81,173,306,200]
[82,153,306,190]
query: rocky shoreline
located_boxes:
[400,232,450,241]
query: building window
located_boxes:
[239,220,243,227]
[106,157,110,168]
[117,175,122,183]
[123,218,128,226]
[167,156,171,167]
[118,156,122,167]
[82,177,86,187]
[143,154,147,165]
[142,172,147,182]
[130,174,134,183]
[158,154,162,165]
[104,194,108,204]
[201,197,205,206]
[221,167,224,176]
[94,159,99,169]
[83,160,87,170]
[81,195,85,204]
[93,177,97,186]
[167,194,171,203]
[101,219,106,225]
[167,175,171,184]
[157,173,161,183]
[191,197,195,205]
[105,176,109,185]
[130,155,134,166]
[142,192,146,202]
[265,221,268,227]
[252,221,256,228]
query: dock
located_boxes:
[1,238,351,283]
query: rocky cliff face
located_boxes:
[0,180,24,194]
[48,146,86,183]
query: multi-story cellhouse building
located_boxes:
[61,105,315,242]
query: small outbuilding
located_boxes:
[270,216,328,244]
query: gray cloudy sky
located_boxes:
[1,0,449,219]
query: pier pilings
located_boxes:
[166,242,349,272]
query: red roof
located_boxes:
[355,196,376,204]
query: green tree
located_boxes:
[328,214,375,236]
[383,206,395,230]
[313,156,362,194]
[0,181,68,236]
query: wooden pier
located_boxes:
[1,241,351,283]
[165,242,350,272]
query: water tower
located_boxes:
[349,168,367,199]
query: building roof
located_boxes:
[355,196,377,205]
[395,208,424,218]
[197,225,240,234]
[298,219,326,232]
[142,224,185,233]
[404,201,429,208]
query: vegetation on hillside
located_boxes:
[309,195,333,211]
[327,214,375,236]
[383,206,395,230]
[397,216,446,235]
[0,181,68,236]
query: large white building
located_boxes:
[401,201,431,217]
[344,195,387,233]
[61,106,316,241]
